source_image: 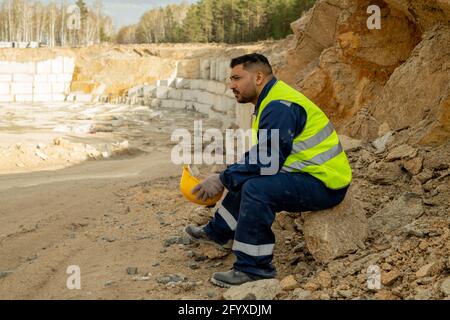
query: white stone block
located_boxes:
[11,82,33,95]
[142,85,157,97]
[199,80,209,90]
[214,95,236,113]
[66,94,76,102]
[181,89,201,102]
[0,82,10,94]
[33,94,53,102]
[0,61,12,73]
[57,74,73,83]
[220,117,236,130]
[128,85,143,96]
[156,86,170,99]
[215,59,221,82]
[206,81,226,95]
[13,73,34,82]
[167,77,177,88]
[193,102,212,114]
[51,57,64,74]
[200,60,210,79]
[216,58,231,82]
[33,82,52,94]
[176,59,200,79]
[15,94,33,102]
[47,74,58,82]
[75,94,92,102]
[224,64,231,80]
[167,88,182,100]
[52,83,66,93]
[189,79,202,90]
[0,74,12,82]
[63,57,75,74]
[18,62,35,73]
[0,61,33,73]
[34,74,48,82]
[0,42,12,48]
[175,78,191,89]
[52,94,66,102]
[0,95,13,102]
[235,102,254,130]
[157,79,168,87]
[208,108,227,121]
[36,60,52,74]
[198,91,216,106]
[218,59,229,82]
[209,59,217,81]
[160,99,186,109]
[151,99,161,108]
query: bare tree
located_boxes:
[60,0,65,46]
[0,0,113,46]
[8,0,12,41]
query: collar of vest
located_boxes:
[254,76,278,115]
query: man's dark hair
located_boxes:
[230,53,273,75]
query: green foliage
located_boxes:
[120,0,316,44]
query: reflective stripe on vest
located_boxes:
[281,142,343,172]
[292,121,335,153]
[252,80,352,189]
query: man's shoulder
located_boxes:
[263,100,306,116]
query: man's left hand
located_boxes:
[192,174,224,202]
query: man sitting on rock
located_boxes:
[185,53,352,288]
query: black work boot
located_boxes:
[210,269,256,288]
[184,225,232,250]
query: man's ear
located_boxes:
[255,71,265,86]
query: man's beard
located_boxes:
[234,90,254,104]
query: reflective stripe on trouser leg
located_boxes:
[217,206,237,231]
[232,241,274,256]
[203,190,241,245]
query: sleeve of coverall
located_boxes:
[219,101,305,192]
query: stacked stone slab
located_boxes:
[174,57,231,82]
[0,56,74,103]
[116,57,254,130]
[126,76,253,130]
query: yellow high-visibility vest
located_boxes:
[252,80,352,189]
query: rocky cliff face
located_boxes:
[274,0,449,146]
[254,0,450,300]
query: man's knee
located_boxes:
[241,178,272,205]
[241,178,259,196]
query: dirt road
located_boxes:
[0,151,238,299]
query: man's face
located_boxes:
[228,64,258,104]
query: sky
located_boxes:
[42,0,196,30]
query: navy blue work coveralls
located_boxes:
[203,77,349,278]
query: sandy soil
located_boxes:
[0,150,232,299]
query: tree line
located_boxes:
[0,0,113,46]
[116,0,316,44]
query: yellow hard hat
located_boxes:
[180,165,223,206]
